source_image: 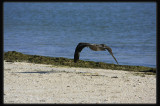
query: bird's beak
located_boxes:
[109,51,119,65]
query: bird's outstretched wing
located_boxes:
[104,46,119,65]
[74,42,91,63]
[108,52,119,65]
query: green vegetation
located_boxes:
[4,51,156,75]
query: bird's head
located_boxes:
[100,44,112,52]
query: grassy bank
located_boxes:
[4,51,156,75]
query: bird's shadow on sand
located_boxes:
[15,70,60,74]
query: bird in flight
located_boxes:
[74,42,119,65]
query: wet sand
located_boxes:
[4,61,156,104]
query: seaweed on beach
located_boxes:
[4,51,156,75]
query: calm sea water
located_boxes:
[4,2,156,67]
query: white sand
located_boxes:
[4,61,156,104]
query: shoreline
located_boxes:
[4,51,156,75]
[4,61,156,103]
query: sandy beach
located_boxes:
[4,61,156,104]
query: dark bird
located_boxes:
[74,42,119,65]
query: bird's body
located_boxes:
[89,44,106,51]
[74,42,119,64]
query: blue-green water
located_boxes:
[4,2,156,67]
